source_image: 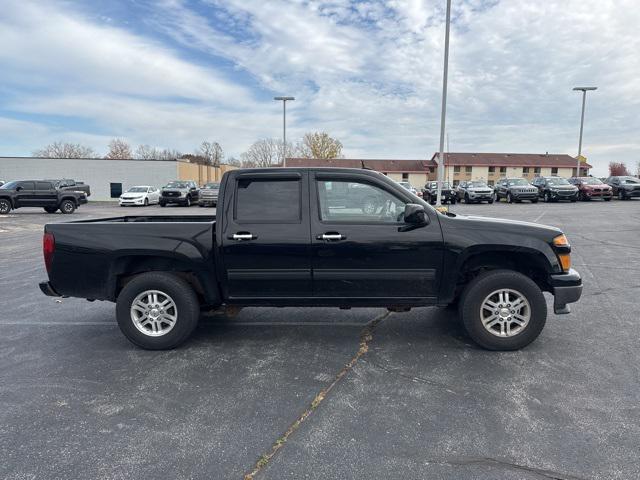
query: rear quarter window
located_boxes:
[235,178,301,223]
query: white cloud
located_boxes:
[0,0,639,174]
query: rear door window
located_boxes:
[235,178,301,223]
[36,182,52,190]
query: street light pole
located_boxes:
[274,96,295,167]
[572,87,597,177]
[436,0,452,207]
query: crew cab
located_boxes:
[0,180,87,214]
[39,168,582,351]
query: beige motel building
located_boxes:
[287,153,591,187]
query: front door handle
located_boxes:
[230,232,257,241]
[317,233,346,241]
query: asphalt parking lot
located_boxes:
[1,199,639,480]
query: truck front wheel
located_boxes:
[459,269,547,350]
[116,272,200,350]
[60,199,76,214]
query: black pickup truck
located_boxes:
[0,180,88,214]
[40,168,582,351]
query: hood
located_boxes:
[121,193,145,198]
[467,187,493,193]
[447,213,562,238]
[162,187,189,193]
[201,187,219,193]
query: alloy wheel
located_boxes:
[130,290,178,337]
[479,288,530,337]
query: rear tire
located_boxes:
[459,269,547,350]
[144,198,149,206]
[44,207,58,213]
[60,199,76,214]
[604,197,612,202]
[116,272,200,350]
[159,201,166,207]
[0,199,12,214]
[531,198,539,204]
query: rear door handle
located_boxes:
[230,232,257,241]
[317,233,346,241]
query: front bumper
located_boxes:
[549,190,578,200]
[549,268,583,314]
[39,281,61,297]
[511,191,538,200]
[161,196,186,204]
[468,191,493,200]
[78,196,88,205]
[119,198,145,205]
[583,189,612,198]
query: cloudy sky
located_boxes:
[1,0,638,175]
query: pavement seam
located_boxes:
[242,310,390,480]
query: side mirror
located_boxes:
[404,203,428,225]
[16,186,22,192]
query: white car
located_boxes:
[119,186,160,207]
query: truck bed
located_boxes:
[67,215,216,223]
[44,215,218,302]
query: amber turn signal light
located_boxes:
[553,234,570,248]
[557,253,571,272]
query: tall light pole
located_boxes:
[435,0,452,207]
[573,86,597,177]
[274,96,295,167]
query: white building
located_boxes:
[0,157,235,201]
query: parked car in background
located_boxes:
[604,176,640,200]
[397,181,422,198]
[422,181,456,204]
[531,176,578,203]
[39,167,583,351]
[494,178,539,203]
[45,179,91,197]
[456,180,494,204]
[0,180,87,214]
[159,180,199,207]
[199,182,221,207]
[568,177,612,201]
[119,186,160,207]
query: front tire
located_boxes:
[60,199,76,214]
[144,198,149,206]
[618,190,627,200]
[459,269,547,350]
[507,192,514,204]
[116,272,200,350]
[159,201,166,207]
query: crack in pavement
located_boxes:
[424,456,587,480]
[243,310,390,480]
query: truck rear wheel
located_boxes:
[0,199,11,214]
[44,207,58,213]
[459,269,547,350]
[116,272,200,350]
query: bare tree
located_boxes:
[134,144,160,160]
[157,149,182,161]
[226,156,242,167]
[33,142,97,158]
[609,162,630,176]
[199,141,224,167]
[105,139,132,159]
[636,160,640,177]
[295,132,343,159]
[180,153,208,165]
[240,138,293,167]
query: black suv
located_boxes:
[0,180,88,214]
[531,176,578,202]
[422,181,456,204]
[604,176,640,200]
[494,178,538,203]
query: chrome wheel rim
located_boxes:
[480,288,530,338]
[130,290,178,337]
[63,202,73,212]
[0,201,9,214]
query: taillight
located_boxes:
[43,232,55,274]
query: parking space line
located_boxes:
[0,321,371,327]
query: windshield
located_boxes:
[546,177,570,185]
[203,183,220,189]
[127,187,148,192]
[0,181,18,189]
[165,182,188,188]
[621,177,639,184]
[579,178,600,185]
[467,181,488,188]
[507,179,529,186]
